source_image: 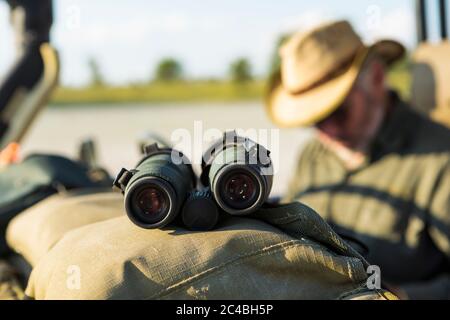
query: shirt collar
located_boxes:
[369,91,418,160]
[317,91,418,173]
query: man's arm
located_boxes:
[1,0,53,112]
[402,160,450,300]
[0,0,57,149]
[401,274,450,300]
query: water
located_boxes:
[20,102,314,196]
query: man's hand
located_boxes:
[0,143,21,168]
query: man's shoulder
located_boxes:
[408,106,450,153]
[298,137,327,160]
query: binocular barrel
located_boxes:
[114,144,195,229]
[201,132,273,216]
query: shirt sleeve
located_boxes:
[403,160,450,300]
[428,160,450,257]
[282,141,317,203]
[402,274,450,300]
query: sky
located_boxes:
[0,0,447,86]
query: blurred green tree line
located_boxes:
[55,34,411,105]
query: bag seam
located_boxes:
[149,239,365,300]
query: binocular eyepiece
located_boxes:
[114,132,274,230]
[201,132,273,216]
[113,144,196,229]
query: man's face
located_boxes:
[315,86,377,150]
[316,61,387,152]
[315,60,387,153]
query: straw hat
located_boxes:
[266,20,405,127]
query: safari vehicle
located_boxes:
[411,0,450,127]
[0,0,449,301]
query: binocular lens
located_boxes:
[220,171,259,210]
[133,185,170,223]
[125,177,178,228]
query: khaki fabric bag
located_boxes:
[20,197,393,300]
[6,190,123,267]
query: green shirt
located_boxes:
[285,92,450,299]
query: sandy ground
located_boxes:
[20,102,314,196]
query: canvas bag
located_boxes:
[6,191,123,267]
[10,193,394,299]
[0,154,111,256]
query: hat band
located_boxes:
[287,46,367,96]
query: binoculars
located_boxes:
[113,132,273,231]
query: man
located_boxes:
[266,20,450,300]
[0,0,59,151]
[0,0,57,300]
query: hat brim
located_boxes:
[266,40,405,128]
